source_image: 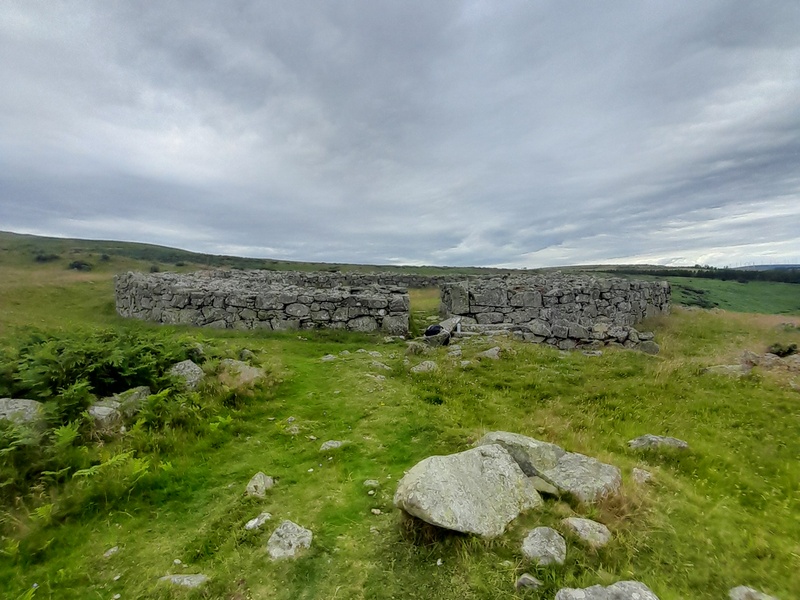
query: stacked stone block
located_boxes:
[115,271,409,334]
[440,275,670,349]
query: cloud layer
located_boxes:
[2,1,799,267]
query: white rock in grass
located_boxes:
[0,398,44,425]
[628,434,688,450]
[168,360,205,390]
[320,440,347,451]
[245,472,274,498]
[159,574,209,588]
[267,520,312,560]
[540,452,622,503]
[521,527,566,565]
[410,360,438,373]
[561,517,612,548]
[632,467,653,485]
[245,512,272,531]
[729,586,780,600]
[556,581,659,600]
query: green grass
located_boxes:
[1,249,799,599]
[667,277,800,315]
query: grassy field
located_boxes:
[1,243,799,599]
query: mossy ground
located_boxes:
[0,256,799,599]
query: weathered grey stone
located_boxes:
[410,361,438,373]
[424,330,451,347]
[704,364,750,377]
[562,517,612,548]
[628,434,688,450]
[363,479,380,488]
[521,527,566,565]
[267,520,312,560]
[159,574,209,588]
[348,315,379,332]
[555,581,659,600]
[638,340,660,355]
[515,573,543,591]
[632,468,653,485]
[219,359,264,388]
[476,346,502,360]
[245,512,272,531]
[475,431,565,477]
[393,444,542,538]
[0,398,44,424]
[113,386,151,417]
[168,360,204,390]
[729,586,780,600]
[320,440,346,451]
[321,354,337,362]
[245,472,274,498]
[540,452,622,503]
[88,400,121,429]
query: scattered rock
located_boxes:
[729,586,780,600]
[320,440,346,451]
[363,479,380,488]
[321,354,337,362]
[371,361,392,371]
[632,468,653,485]
[393,444,542,538]
[368,350,383,358]
[245,512,272,531]
[410,361,438,373]
[704,364,751,377]
[103,546,120,559]
[424,325,451,347]
[168,360,205,390]
[521,527,566,565]
[0,398,44,425]
[405,341,430,356]
[556,581,659,600]
[267,520,313,560]
[475,431,565,477]
[219,359,265,388]
[159,574,209,588]
[476,346,502,360]
[371,508,382,515]
[88,400,122,429]
[239,348,256,361]
[628,434,689,450]
[540,452,622,504]
[245,472,274,498]
[515,573,543,591]
[561,517,612,548]
[638,340,660,355]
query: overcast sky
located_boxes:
[1,1,799,268]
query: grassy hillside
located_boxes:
[0,246,799,599]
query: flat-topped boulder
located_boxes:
[556,581,659,600]
[0,398,44,425]
[394,444,542,538]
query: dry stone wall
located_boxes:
[115,271,409,334]
[440,274,670,350]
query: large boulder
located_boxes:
[0,398,44,425]
[556,581,659,600]
[540,452,622,503]
[393,444,542,538]
[475,431,565,477]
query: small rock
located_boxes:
[245,512,272,531]
[436,558,443,566]
[320,440,346,451]
[339,350,351,356]
[515,573,543,591]
[168,360,205,390]
[321,354,337,362]
[371,361,392,371]
[405,341,430,356]
[460,360,472,368]
[371,508,381,515]
[368,490,375,496]
[113,574,121,581]
[561,517,612,548]
[521,527,566,565]
[638,340,660,355]
[173,558,182,566]
[410,360,438,373]
[245,472,275,498]
[729,586,780,600]
[363,479,380,488]
[103,546,119,559]
[113,594,121,599]
[286,425,300,435]
[632,467,653,485]
[368,351,382,358]
[159,574,209,588]
[476,346,502,360]
[239,348,256,361]
[267,520,312,560]
[628,434,689,450]
[556,581,659,600]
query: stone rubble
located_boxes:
[521,526,567,565]
[267,520,313,560]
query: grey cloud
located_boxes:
[1,1,799,267]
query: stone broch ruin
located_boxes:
[115,270,670,349]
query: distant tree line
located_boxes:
[611,266,800,284]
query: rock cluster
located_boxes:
[440,275,669,351]
[115,271,410,334]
